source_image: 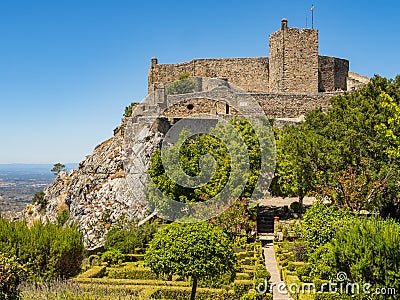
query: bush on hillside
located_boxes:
[0,217,84,281]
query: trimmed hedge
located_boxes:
[107,266,158,280]
[236,252,248,261]
[313,292,345,300]
[77,266,106,279]
[150,286,231,300]
[234,280,253,297]
[74,277,190,287]
[240,257,256,266]
[124,254,144,262]
[236,272,251,280]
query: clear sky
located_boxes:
[0,0,399,164]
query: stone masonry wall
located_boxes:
[162,98,238,118]
[253,93,335,119]
[148,57,269,94]
[269,20,319,94]
[318,56,349,92]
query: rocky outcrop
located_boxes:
[21,117,161,250]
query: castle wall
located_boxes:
[148,19,360,101]
[347,72,370,91]
[161,98,238,118]
[253,93,334,119]
[269,20,319,94]
[318,56,349,92]
[149,57,269,93]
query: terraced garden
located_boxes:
[21,241,273,300]
[72,242,272,300]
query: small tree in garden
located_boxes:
[208,198,256,241]
[144,222,236,300]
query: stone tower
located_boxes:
[269,18,319,94]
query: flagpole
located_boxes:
[311,4,314,29]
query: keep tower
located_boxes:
[269,18,319,94]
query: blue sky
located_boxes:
[0,0,399,164]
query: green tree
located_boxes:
[165,72,196,95]
[144,222,237,300]
[270,122,324,210]
[147,117,274,219]
[51,163,66,176]
[271,75,400,218]
[375,88,400,159]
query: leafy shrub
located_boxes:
[236,273,251,280]
[145,222,237,299]
[241,288,272,300]
[104,220,159,254]
[74,277,190,286]
[101,249,124,266]
[211,198,257,242]
[104,229,138,254]
[246,243,255,252]
[234,236,248,250]
[165,73,196,95]
[236,252,248,260]
[246,250,255,258]
[301,202,353,253]
[332,217,400,293]
[0,217,84,281]
[309,243,337,280]
[0,252,27,299]
[296,264,312,282]
[150,286,229,300]
[255,264,271,281]
[32,191,46,209]
[312,278,329,292]
[57,209,70,226]
[241,257,256,266]
[198,270,236,289]
[123,102,138,118]
[289,242,307,261]
[124,254,144,262]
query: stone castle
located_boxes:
[17,19,371,249]
[147,19,369,121]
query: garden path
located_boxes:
[263,240,293,300]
